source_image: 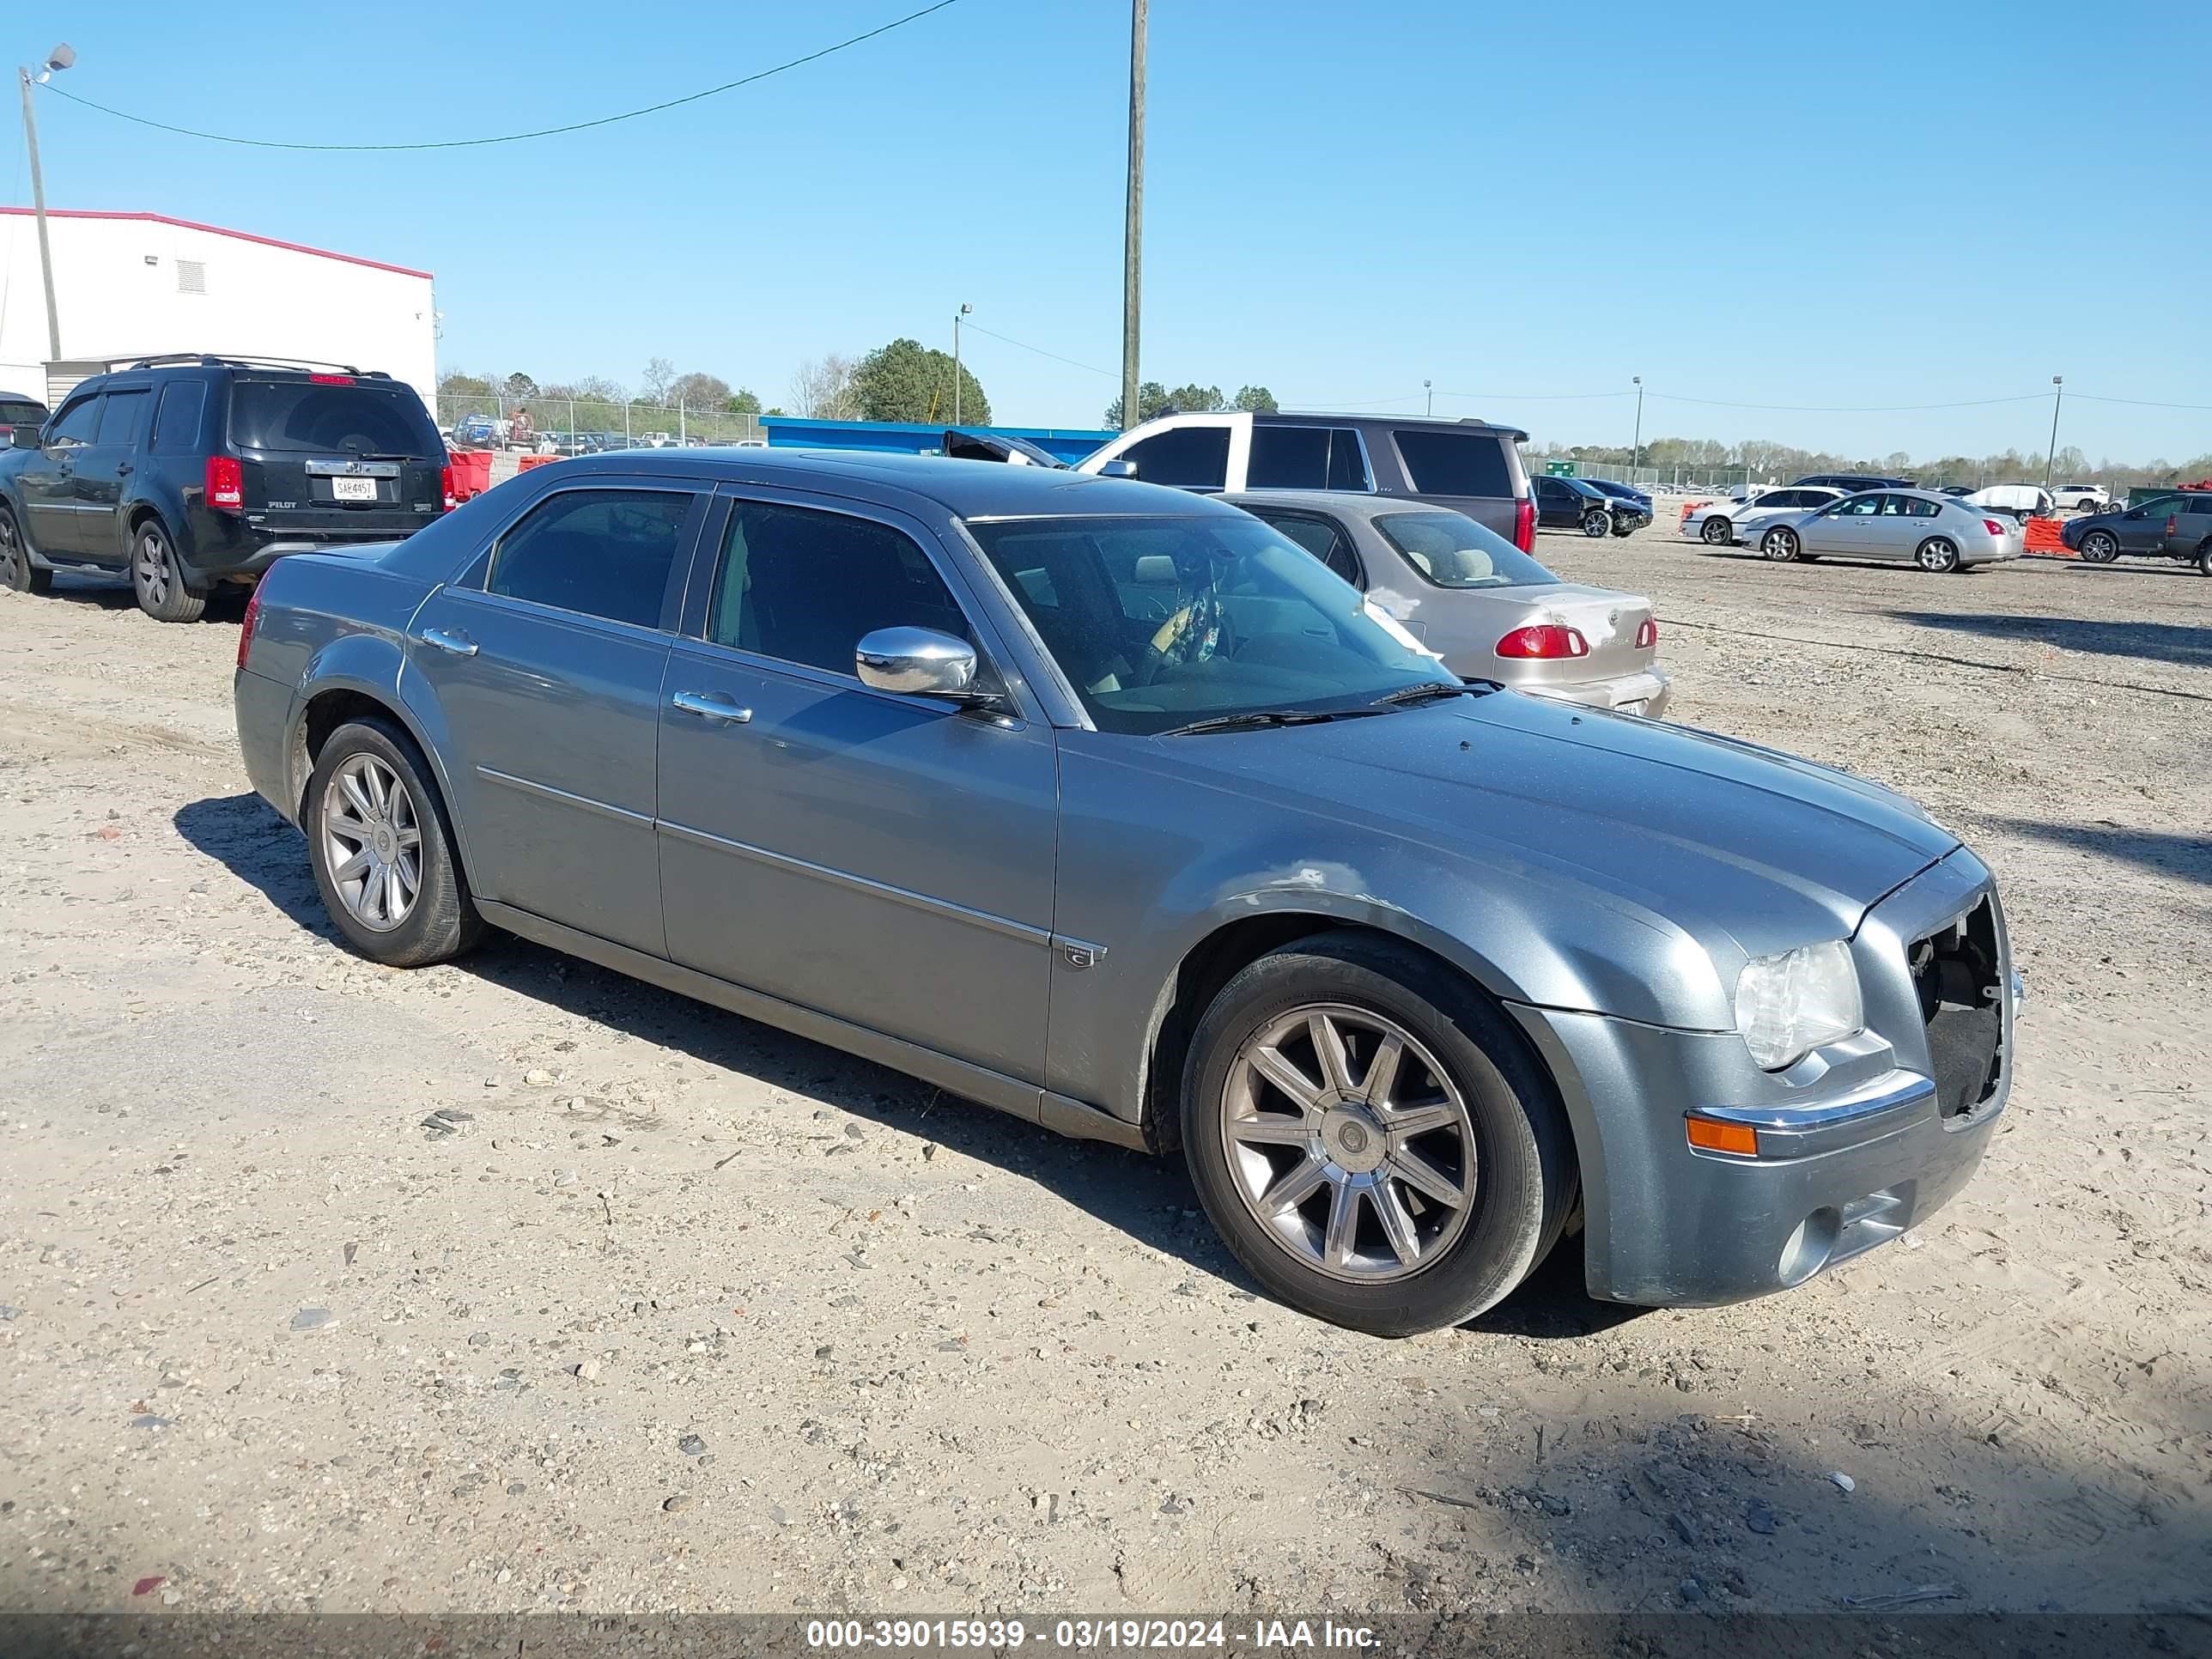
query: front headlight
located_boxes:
[1734,940,1863,1071]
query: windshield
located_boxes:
[229,380,442,456]
[1371,511,1558,589]
[965,514,1455,735]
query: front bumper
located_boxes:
[1510,846,2014,1305]
[1524,665,1673,720]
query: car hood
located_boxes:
[1163,690,1954,981]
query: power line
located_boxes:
[958,320,1116,380]
[2069,392,2212,412]
[1647,391,2048,414]
[37,1,961,152]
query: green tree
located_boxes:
[665,371,732,410]
[853,337,990,425]
[503,372,538,398]
[1232,385,1278,413]
[438,370,493,397]
[726,387,763,415]
[1103,381,1170,427]
[1164,383,1227,413]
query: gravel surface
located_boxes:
[1,520,2207,1621]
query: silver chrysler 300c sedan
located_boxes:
[233,450,2019,1334]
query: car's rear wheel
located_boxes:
[130,520,205,623]
[1580,508,1611,538]
[1760,526,1802,562]
[0,506,52,595]
[1700,516,1732,545]
[2079,530,2119,562]
[1182,932,1576,1336]
[306,718,484,968]
[2197,541,2212,578]
[1916,537,1962,573]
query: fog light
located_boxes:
[1686,1115,1759,1157]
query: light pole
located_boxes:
[1423,380,1432,416]
[1119,0,1146,430]
[952,302,971,425]
[16,42,73,363]
[1631,375,1644,473]
[2044,375,2064,487]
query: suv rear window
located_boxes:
[1390,428,1512,497]
[0,398,44,427]
[229,379,441,456]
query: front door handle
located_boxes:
[671,690,753,725]
[416,626,478,657]
[115,462,132,476]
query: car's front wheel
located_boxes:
[1182,932,1576,1336]
[1760,526,1802,562]
[2197,541,2212,578]
[130,519,205,623]
[1581,508,1612,538]
[306,718,485,967]
[0,505,52,594]
[1700,516,1733,545]
[2079,530,2119,562]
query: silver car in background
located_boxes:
[1752,489,2024,571]
[1680,485,1844,547]
[1226,492,1671,717]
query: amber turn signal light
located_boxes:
[1686,1115,1759,1157]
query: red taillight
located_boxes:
[2166,515,2179,536]
[1513,495,1536,554]
[237,585,262,669]
[1983,519,2007,538]
[308,373,355,386]
[205,454,243,510]
[1635,616,1658,648]
[441,464,457,513]
[1497,623,1590,659]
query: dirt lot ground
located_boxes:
[2,514,2208,1626]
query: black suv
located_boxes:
[0,355,449,621]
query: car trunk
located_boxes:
[228,375,445,538]
[1511,583,1656,690]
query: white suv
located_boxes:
[2051,483,2111,512]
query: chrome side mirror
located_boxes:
[855,627,981,700]
[1097,459,1138,478]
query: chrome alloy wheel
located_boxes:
[320,753,422,932]
[1219,1004,1478,1283]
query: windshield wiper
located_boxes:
[1371,680,1494,708]
[1161,708,1384,737]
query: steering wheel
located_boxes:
[1133,591,1231,687]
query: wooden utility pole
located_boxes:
[1120,0,1146,430]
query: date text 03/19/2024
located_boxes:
[803,1618,1379,1650]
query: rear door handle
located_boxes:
[416,627,478,657]
[671,690,752,725]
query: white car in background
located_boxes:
[1968,483,2053,519]
[2051,483,2111,512]
[1680,484,1844,547]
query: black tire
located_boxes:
[2198,542,2212,578]
[1580,508,1611,539]
[1915,537,1961,574]
[1611,520,1636,538]
[2079,530,2119,563]
[1700,517,1733,545]
[0,505,52,594]
[305,717,485,968]
[1181,931,1577,1336]
[129,518,205,623]
[1760,526,1802,562]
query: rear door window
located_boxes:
[1118,425,1231,489]
[1245,425,1328,489]
[229,379,441,457]
[1249,510,1363,586]
[94,388,151,446]
[1326,428,1371,491]
[1391,429,1511,497]
[151,382,207,453]
[485,488,697,629]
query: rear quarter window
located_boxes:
[151,382,207,453]
[1390,429,1512,497]
[229,380,441,456]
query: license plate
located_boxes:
[1618,699,1647,716]
[331,477,378,502]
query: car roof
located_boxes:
[546,447,1249,520]
[1255,410,1531,442]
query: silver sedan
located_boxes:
[1226,491,1671,716]
[1750,489,2025,572]
[1679,485,1844,547]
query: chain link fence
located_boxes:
[435,393,764,453]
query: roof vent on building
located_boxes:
[177,259,206,295]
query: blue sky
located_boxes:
[14,0,2209,461]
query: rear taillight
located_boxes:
[441,464,457,513]
[1983,519,2007,538]
[237,584,261,669]
[205,455,243,510]
[2166,515,2179,536]
[1635,617,1658,648]
[1513,496,1536,554]
[1497,623,1590,659]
